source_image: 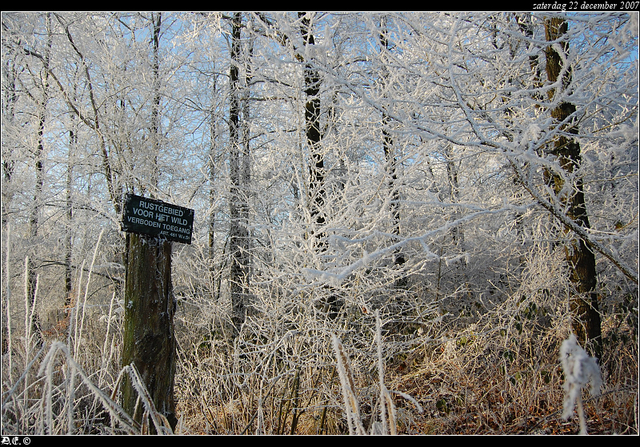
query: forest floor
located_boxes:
[384,344,638,435]
[172,326,638,435]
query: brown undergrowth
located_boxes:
[384,325,638,435]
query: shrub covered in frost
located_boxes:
[560,334,603,434]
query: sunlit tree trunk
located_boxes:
[544,17,602,359]
[1,43,18,355]
[208,79,218,292]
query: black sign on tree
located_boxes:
[120,194,194,432]
[121,193,194,244]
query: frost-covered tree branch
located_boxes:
[509,157,638,284]
[304,202,532,286]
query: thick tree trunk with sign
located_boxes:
[544,17,602,359]
[121,232,177,432]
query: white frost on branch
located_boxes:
[303,203,531,286]
[560,333,603,434]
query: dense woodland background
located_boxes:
[1,11,638,435]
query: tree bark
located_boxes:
[299,12,327,253]
[149,12,162,195]
[64,121,76,300]
[121,233,177,431]
[208,84,218,286]
[26,13,54,347]
[544,17,602,359]
[298,12,340,319]
[228,12,251,333]
[378,18,406,288]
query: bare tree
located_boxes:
[228,12,251,333]
[26,13,54,346]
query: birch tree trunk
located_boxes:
[64,113,77,300]
[149,12,162,196]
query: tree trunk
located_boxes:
[149,12,162,195]
[121,233,177,432]
[64,127,75,300]
[208,86,217,288]
[228,12,251,333]
[378,18,406,289]
[65,82,79,301]
[299,12,327,253]
[299,12,340,318]
[27,13,54,347]
[544,17,602,359]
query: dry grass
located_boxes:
[2,296,637,435]
[2,235,637,435]
[168,286,637,435]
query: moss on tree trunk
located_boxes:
[121,233,177,431]
[544,17,602,359]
